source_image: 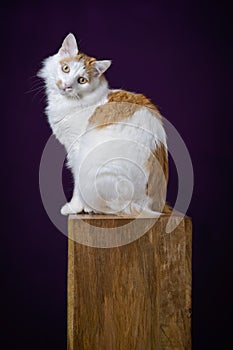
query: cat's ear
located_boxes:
[93,60,111,77]
[58,33,78,57]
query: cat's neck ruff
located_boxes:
[46,78,110,149]
[47,78,109,126]
[78,78,109,108]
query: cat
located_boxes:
[38,33,169,216]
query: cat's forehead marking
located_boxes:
[78,53,96,81]
[59,56,79,64]
[59,52,96,66]
[59,52,97,81]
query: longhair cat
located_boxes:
[38,33,169,216]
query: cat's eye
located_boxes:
[62,64,70,73]
[77,77,87,84]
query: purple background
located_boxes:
[1,0,232,349]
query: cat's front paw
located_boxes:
[83,205,93,213]
[61,201,84,215]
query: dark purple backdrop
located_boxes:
[1,0,232,349]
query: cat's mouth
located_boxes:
[60,86,72,94]
[56,80,79,98]
[59,87,79,99]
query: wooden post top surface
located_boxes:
[68,212,191,248]
[68,212,191,220]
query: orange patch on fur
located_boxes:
[145,143,168,213]
[56,80,62,88]
[89,90,161,129]
[88,101,141,129]
[59,51,97,81]
[108,90,160,114]
[77,52,97,81]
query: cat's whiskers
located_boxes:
[74,94,80,101]
[26,85,45,94]
[39,93,46,104]
[26,77,45,93]
[26,84,46,102]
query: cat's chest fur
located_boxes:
[47,94,109,151]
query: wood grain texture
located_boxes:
[67,214,192,350]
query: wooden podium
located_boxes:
[67,214,192,350]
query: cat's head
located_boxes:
[38,33,111,99]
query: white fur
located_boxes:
[38,34,167,215]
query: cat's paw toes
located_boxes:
[83,206,93,213]
[61,202,83,215]
[60,204,71,215]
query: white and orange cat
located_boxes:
[38,33,169,216]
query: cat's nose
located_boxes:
[63,84,72,91]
